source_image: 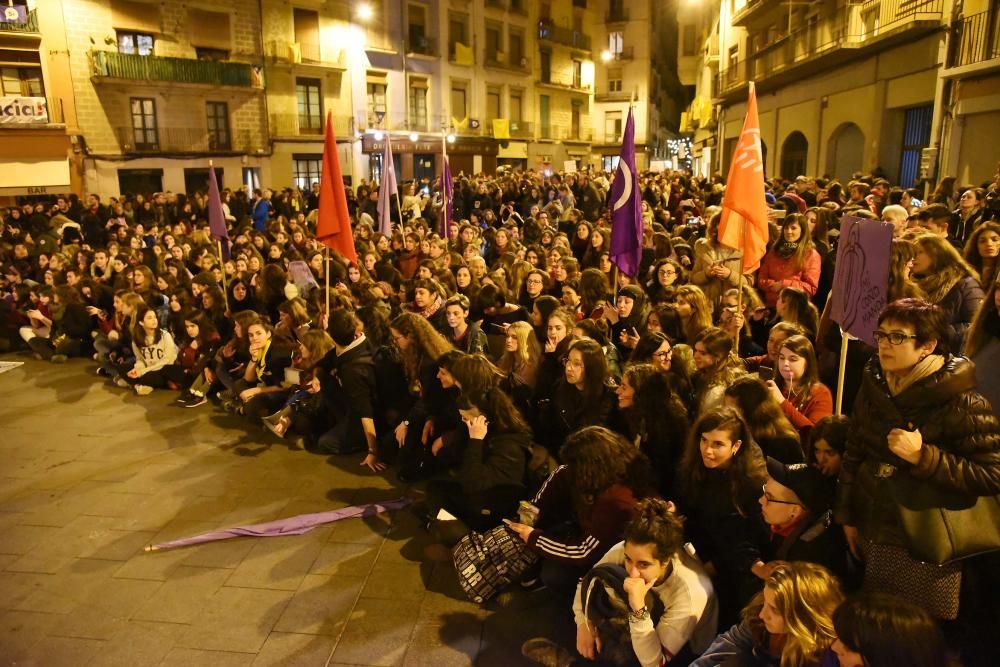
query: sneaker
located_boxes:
[521,638,574,667]
[50,354,67,364]
[134,384,153,396]
[114,377,129,388]
[174,391,190,404]
[183,394,207,408]
[96,367,110,378]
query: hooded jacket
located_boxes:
[835,355,1000,546]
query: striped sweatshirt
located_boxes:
[525,465,644,567]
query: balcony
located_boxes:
[715,0,945,100]
[265,40,346,69]
[406,35,437,57]
[537,21,592,52]
[0,96,66,127]
[0,7,38,34]
[90,51,262,89]
[595,89,631,102]
[538,125,592,142]
[114,127,260,154]
[731,0,780,28]
[944,8,1000,77]
[484,53,530,72]
[606,9,629,24]
[269,114,354,139]
[604,46,634,61]
[537,75,591,92]
[487,119,534,138]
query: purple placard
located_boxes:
[0,6,27,24]
[829,216,894,346]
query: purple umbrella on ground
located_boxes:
[144,497,411,552]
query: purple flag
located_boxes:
[441,157,454,238]
[207,165,230,260]
[829,216,894,346]
[609,107,642,277]
[376,134,397,237]
[144,497,411,552]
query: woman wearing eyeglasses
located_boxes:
[835,298,1000,622]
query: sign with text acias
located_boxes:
[829,216,894,347]
[0,97,49,125]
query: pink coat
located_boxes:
[757,248,821,307]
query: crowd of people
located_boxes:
[2,164,1000,667]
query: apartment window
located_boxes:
[117,31,154,56]
[509,29,524,66]
[571,103,581,139]
[296,78,323,133]
[130,97,158,149]
[681,24,698,56]
[540,50,551,82]
[293,8,321,62]
[608,68,622,93]
[206,102,230,150]
[368,80,387,125]
[728,45,739,68]
[196,48,229,62]
[573,60,583,88]
[0,67,43,96]
[292,155,323,191]
[409,78,428,131]
[605,110,622,143]
[486,86,502,122]
[609,31,623,56]
[449,13,469,58]
[408,3,429,53]
[486,23,502,61]
[451,85,468,120]
[510,90,523,123]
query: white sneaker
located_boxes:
[134,385,153,396]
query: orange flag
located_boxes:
[316,111,357,264]
[717,82,769,273]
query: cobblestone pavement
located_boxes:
[0,358,563,666]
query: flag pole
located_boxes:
[385,87,402,234]
[835,333,849,415]
[441,129,449,238]
[324,247,330,322]
[209,160,229,312]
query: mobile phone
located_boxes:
[759,365,775,382]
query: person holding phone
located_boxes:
[766,335,833,441]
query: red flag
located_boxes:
[316,112,357,264]
[717,82,769,273]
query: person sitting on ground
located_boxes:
[691,561,843,667]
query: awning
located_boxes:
[365,49,403,71]
[0,158,70,195]
[498,142,528,159]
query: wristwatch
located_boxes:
[628,605,650,623]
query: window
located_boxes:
[408,3,429,53]
[509,29,524,66]
[0,67,43,96]
[293,8,321,62]
[450,86,467,120]
[609,31,623,56]
[409,78,428,131]
[540,49,551,82]
[486,86,501,122]
[206,102,230,150]
[900,105,933,188]
[117,31,154,56]
[292,155,323,191]
[682,24,698,56]
[573,60,583,88]
[130,97,158,150]
[608,68,623,93]
[196,48,229,62]
[296,78,323,133]
[571,103,581,139]
[486,23,502,61]
[367,80,387,126]
[510,90,523,123]
[449,13,469,58]
[605,110,622,143]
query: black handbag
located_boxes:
[891,471,1000,565]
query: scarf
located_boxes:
[884,353,945,396]
[774,240,799,259]
[419,294,443,319]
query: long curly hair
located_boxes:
[390,312,454,382]
[559,426,655,513]
[742,562,843,667]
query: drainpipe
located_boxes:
[925,2,956,198]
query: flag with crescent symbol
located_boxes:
[717,81,769,273]
[609,106,642,277]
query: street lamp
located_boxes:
[356,2,373,21]
[373,130,384,140]
[600,50,612,63]
[409,132,418,142]
[447,133,456,144]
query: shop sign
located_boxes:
[0,97,49,125]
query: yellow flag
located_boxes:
[454,42,474,66]
[492,119,510,139]
[451,116,468,130]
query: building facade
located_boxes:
[0,0,78,203]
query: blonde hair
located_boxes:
[743,562,843,667]
[675,284,714,343]
[498,321,540,381]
